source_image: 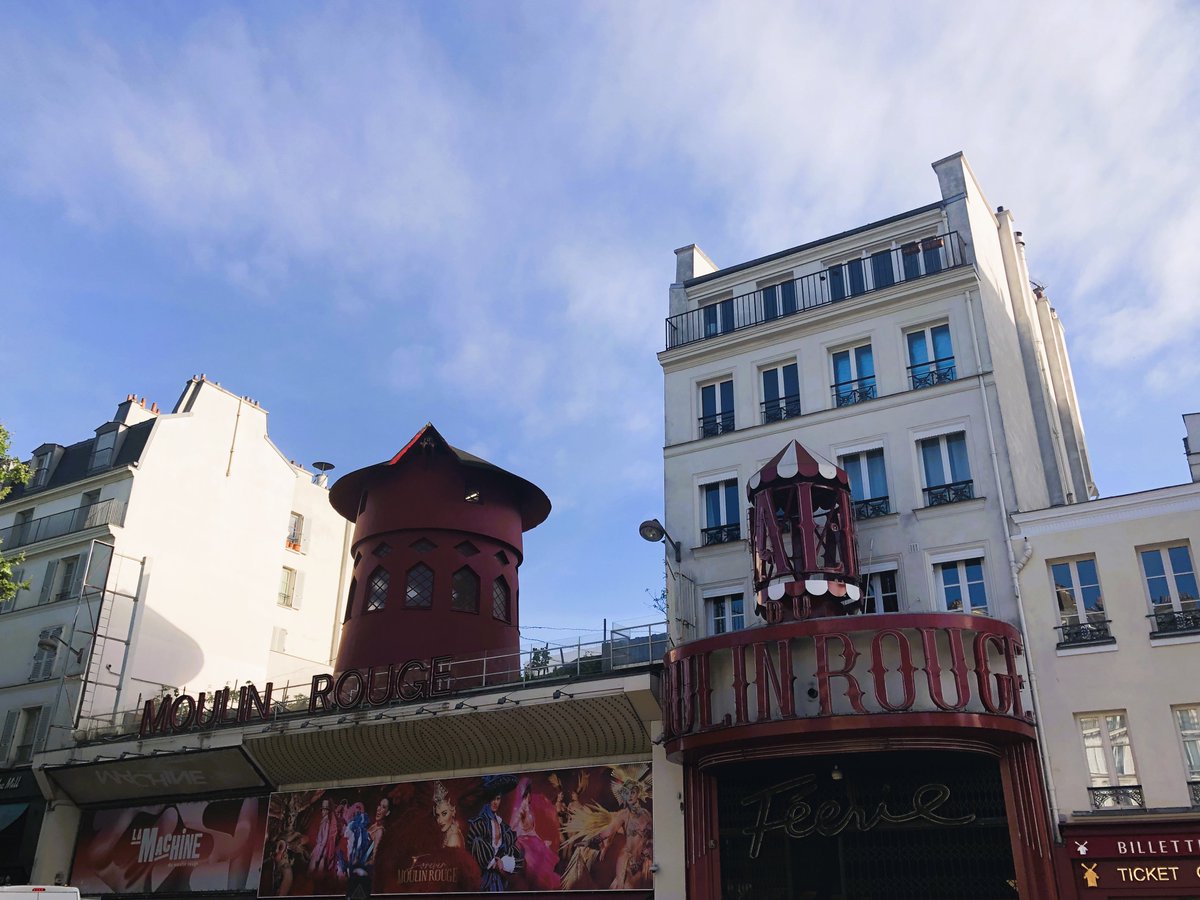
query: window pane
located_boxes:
[932,324,953,362]
[828,265,846,301]
[1176,708,1200,778]
[855,345,875,380]
[946,433,970,482]
[833,350,851,385]
[368,567,390,611]
[719,380,734,415]
[782,363,799,398]
[780,280,797,314]
[762,369,779,403]
[921,438,946,486]
[701,384,716,419]
[1168,546,1198,605]
[865,449,888,498]
[847,259,865,295]
[1106,714,1136,780]
[843,454,865,501]
[405,564,433,608]
[907,331,930,368]
[940,563,963,611]
[723,480,739,527]
[1141,550,1172,605]
[705,484,721,528]
[871,250,894,289]
[763,284,779,320]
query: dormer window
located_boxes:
[90,428,119,471]
[30,453,51,488]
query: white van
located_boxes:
[0,888,81,900]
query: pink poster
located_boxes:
[260,762,652,895]
[71,796,267,894]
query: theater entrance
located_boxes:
[714,750,1018,900]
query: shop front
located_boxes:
[663,613,1057,900]
[0,768,46,884]
[1056,821,1200,899]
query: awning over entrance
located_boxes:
[243,691,653,785]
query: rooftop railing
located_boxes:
[73,620,669,743]
[665,232,967,350]
[0,499,126,550]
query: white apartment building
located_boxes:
[1011,414,1200,899]
[658,151,1095,642]
[0,376,352,773]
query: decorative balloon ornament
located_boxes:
[748,441,863,622]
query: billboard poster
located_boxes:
[260,762,652,896]
[71,796,268,895]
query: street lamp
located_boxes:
[639,518,681,563]
[38,633,84,663]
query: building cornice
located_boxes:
[1012,483,1200,536]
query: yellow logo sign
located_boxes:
[1081,862,1099,888]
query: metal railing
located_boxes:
[1088,785,1144,809]
[908,358,958,390]
[1148,608,1200,636]
[73,621,669,742]
[0,499,126,550]
[923,480,975,507]
[761,396,802,425]
[851,496,891,520]
[698,412,735,439]
[665,232,967,349]
[1055,619,1113,647]
[702,524,741,546]
[831,381,878,408]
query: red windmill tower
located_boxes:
[328,424,550,677]
[748,440,863,622]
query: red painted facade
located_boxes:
[329,424,550,675]
[1055,820,1200,898]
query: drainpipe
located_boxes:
[965,288,1062,844]
[225,397,243,478]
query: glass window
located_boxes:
[761,363,801,423]
[1175,706,1200,781]
[90,430,117,470]
[920,432,973,505]
[404,564,432,609]
[870,249,894,290]
[907,324,956,388]
[700,379,735,437]
[831,344,876,407]
[939,558,988,615]
[701,479,740,544]
[1050,558,1104,625]
[863,570,899,614]
[369,566,392,611]
[451,566,480,613]
[702,298,735,337]
[840,449,888,502]
[31,453,51,488]
[1078,713,1141,807]
[492,576,511,622]
[709,593,745,635]
[1141,544,1198,612]
[287,512,304,550]
[278,567,297,608]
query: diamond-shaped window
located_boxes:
[406,563,434,608]
[374,542,392,557]
[411,538,436,553]
[495,550,509,565]
[456,541,479,557]
[367,567,389,612]
[452,567,480,613]
[492,576,511,622]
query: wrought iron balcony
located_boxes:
[1190,781,1200,807]
[698,412,735,439]
[0,499,126,550]
[702,523,741,546]
[851,496,891,520]
[1148,608,1200,636]
[831,381,877,408]
[1088,785,1144,809]
[665,232,968,349]
[1055,619,1114,648]
[909,358,958,390]
[761,396,802,424]
[923,480,975,507]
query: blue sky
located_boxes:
[1,2,1198,647]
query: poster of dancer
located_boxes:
[258,762,652,895]
[71,796,267,895]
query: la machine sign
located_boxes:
[140,655,453,737]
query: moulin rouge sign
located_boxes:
[662,615,1029,742]
[140,656,454,737]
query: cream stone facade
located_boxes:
[0,376,353,766]
[658,152,1094,645]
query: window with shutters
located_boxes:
[29,626,63,681]
[405,564,433,609]
[451,567,480,613]
[286,512,304,551]
[271,627,288,654]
